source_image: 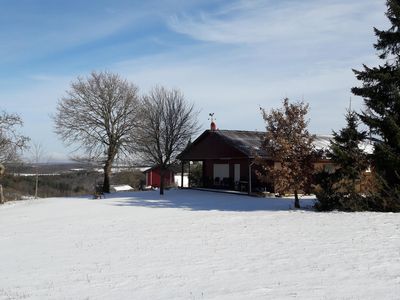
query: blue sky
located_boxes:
[0,0,388,161]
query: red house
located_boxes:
[177,128,266,193]
[144,166,175,188]
[177,123,333,194]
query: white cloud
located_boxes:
[113,48,378,134]
[168,0,387,45]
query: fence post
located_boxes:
[0,163,4,204]
[0,184,4,204]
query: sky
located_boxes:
[0,0,389,162]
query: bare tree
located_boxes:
[0,110,29,204]
[0,111,30,163]
[133,86,199,195]
[30,142,45,199]
[54,71,140,193]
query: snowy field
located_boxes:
[0,190,399,299]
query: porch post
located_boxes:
[188,161,191,188]
[181,161,184,188]
[248,160,254,195]
[248,163,252,195]
[202,160,206,188]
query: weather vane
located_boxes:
[208,113,215,122]
[208,113,217,130]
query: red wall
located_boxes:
[146,168,174,188]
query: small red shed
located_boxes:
[144,166,175,188]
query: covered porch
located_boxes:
[179,159,257,194]
[177,129,268,194]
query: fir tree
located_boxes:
[314,110,370,212]
[328,110,369,193]
[257,98,315,208]
[352,0,400,211]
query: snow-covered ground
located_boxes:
[0,190,399,299]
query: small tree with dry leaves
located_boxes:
[54,71,140,193]
[133,86,199,195]
[257,98,315,208]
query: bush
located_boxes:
[315,191,374,212]
[314,170,400,212]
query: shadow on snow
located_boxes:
[100,189,315,212]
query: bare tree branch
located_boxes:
[132,86,199,195]
[0,110,29,204]
[53,71,140,192]
[0,110,30,163]
[30,142,45,199]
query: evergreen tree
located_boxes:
[314,110,370,211]
[352,0,400,211]
[257,98,315,208]
[328,110,369,193]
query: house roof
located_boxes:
[214,130,267,157]
[178,129,357,161]
[313,135,332,152]
[210,131,346,155]
[313,134,374,155]
[177,129,266,160]
[143,166,176,173]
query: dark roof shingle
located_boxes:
[213,130,266,157]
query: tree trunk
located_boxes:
[103,145,117,194]
[294,189,300,208]
[160,167,165,195]
[103,162,111,193]
[35,173,39,199]
[0,184,4,204]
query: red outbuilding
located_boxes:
[144,166,175,188]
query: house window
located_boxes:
[213,164,229,180]
[324,164,335,174]
[234,164,240,183]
